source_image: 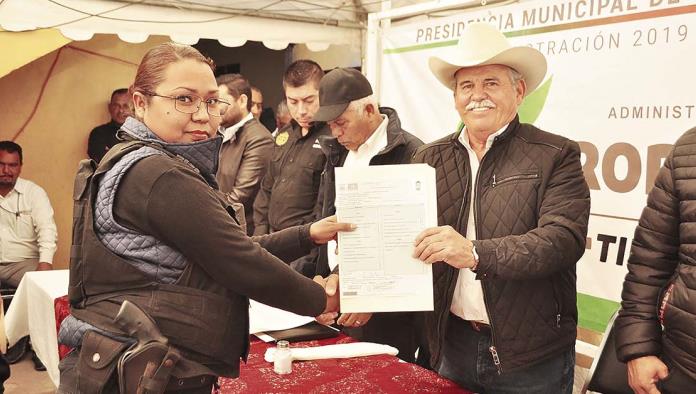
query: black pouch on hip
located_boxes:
[77,330,129,393]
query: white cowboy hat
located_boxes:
[429,22,547,95]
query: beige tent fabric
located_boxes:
[0,34,167,268]
[0,0,362,52]
[0,29,71,79]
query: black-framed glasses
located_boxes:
[145,93,230,117]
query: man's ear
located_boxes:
[239,94,249,111]
[515,79,527,105]
[364,103,377,116]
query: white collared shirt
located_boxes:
[327,114,389,271]
[222,112,254,143]
[342,114,389,168]
[450,124,508,323]
[0,178,57,263]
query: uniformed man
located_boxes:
[253,60,331,277]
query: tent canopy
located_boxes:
[0,0,500,79]
[0,0,374,79]
[0,29,71,79]
[0,0,372,50]
[0,0,428,50]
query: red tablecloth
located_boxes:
[54,296,467,393]
[55,295,72,360]
[218,335,468,393]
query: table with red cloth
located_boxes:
[55,296,468,393]
[219,335,467,393]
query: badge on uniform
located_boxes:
[275,131,289,146]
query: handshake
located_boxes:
[313,273,372,328]
[308,215,371,328]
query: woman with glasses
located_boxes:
[57,42,349,393]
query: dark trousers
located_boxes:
[438,314,574,393]
[0,354,9,393]
[343,312,430,368]
[659,354,696,394]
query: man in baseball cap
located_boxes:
[311,67,428,365]
[412,22,590,392]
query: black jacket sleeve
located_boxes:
[615,150,680,362]
[113,156,326,317]
[252,164,273,235]
[471,140,591,280]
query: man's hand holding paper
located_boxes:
[413,225,477,269]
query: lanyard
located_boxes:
[0,192,28,225]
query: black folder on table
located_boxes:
[263,321,340,342]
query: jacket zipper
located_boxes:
[444,142,470,354]
[656,272,678,326]
[437,139,473,365]
[489,346,501,373]
[482,288,502,374]
[552,281,562,328]
[473,140,503,375]
[491,173,538,188]
[658,283,675,325]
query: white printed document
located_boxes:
[249,300,314,335]
[335,164,436,313]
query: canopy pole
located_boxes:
[364,0,486,102]
[364,12,382,101]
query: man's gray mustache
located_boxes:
[466,100,496,110]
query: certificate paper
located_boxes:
[249,300,314,335]
[335,164,436,313]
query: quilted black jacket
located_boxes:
[412,116,590,372]
[616,126,696,381]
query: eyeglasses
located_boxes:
[145,93,230,117]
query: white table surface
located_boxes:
[5,269,69,387]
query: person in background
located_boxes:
[412,22,590,393]
[0,141,56,282]
[272,100,292,137]
[251,85,277,131]
[0,140,56,371]
[217,73,274,235]
[87,88,131,162]
[57,42,350,393]
[250,86,264,119]
[259,107,276,133]
[310,68,426,364]
[252,60,330,250]
[616,125,696,394]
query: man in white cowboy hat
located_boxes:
[412,22,590,392]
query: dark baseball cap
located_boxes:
[313,68,373,122]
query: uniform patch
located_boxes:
[275,131,289,146]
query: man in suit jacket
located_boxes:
[87,88,131,163]
[217,74,274,235]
